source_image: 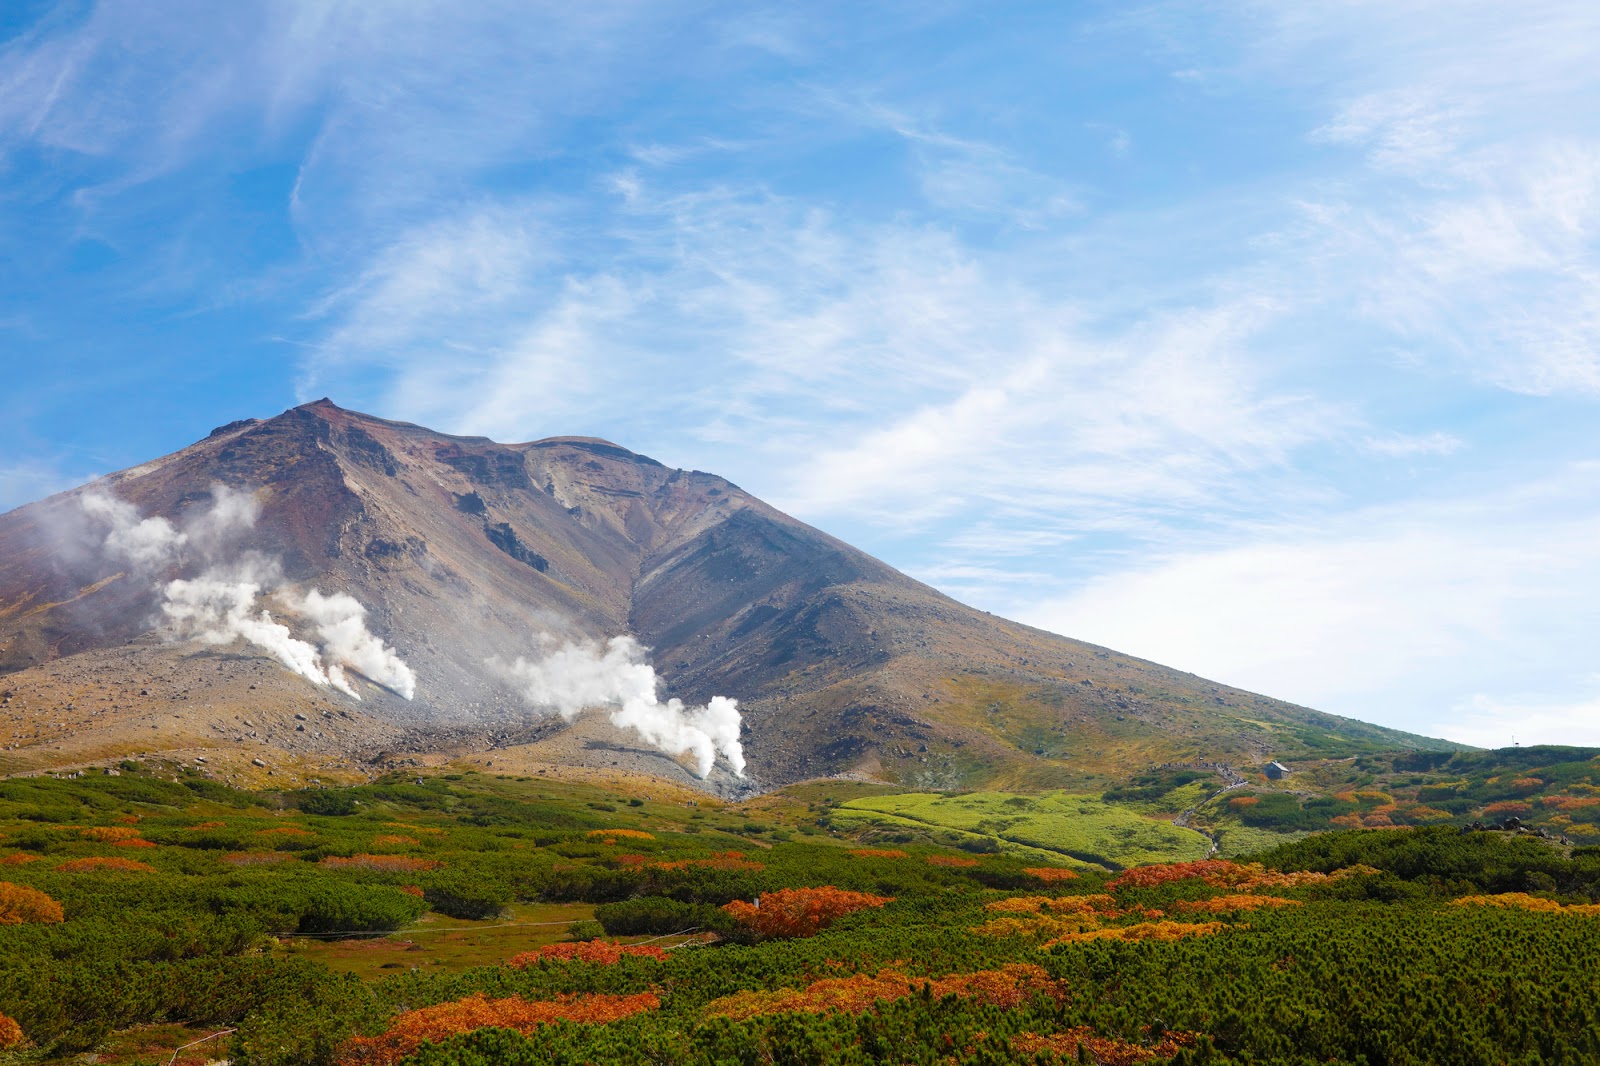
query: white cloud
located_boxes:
[1019,465,1600,736]
[1441,692,1600,749]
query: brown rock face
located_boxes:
[0,400,1457,791]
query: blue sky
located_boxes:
[3,1,1599,747]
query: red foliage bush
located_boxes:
[1108,860,1332,892]
[1542,795,1600,811]
[1023,867,1080,882]
[849,848,909,859]
[0,883,64,925]
[507,940,667,967]
[0,1011,22,1048]
[56,857,155,874]
[1483,801,1533,817]
[721,886,892,939]
[371,835,420,847]
[0,854,38,866]
[926,855,979,868]
[220,852,293,866]
[320,854,442,872]
[334,993,660,1066]
[399,884,424,898]
[1012,1026,1199,1064]
[586,829,655,842]
[187,821,226,831]
[706,963,1068,1020]
[112,838,158,848]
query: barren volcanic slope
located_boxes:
[0,400,1456,791]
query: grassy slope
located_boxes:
[831,790,1211,871]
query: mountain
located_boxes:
[0,400,1460,792]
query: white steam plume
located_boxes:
[79,490,186,573]
[163,563,331,688]
[76,486,416,701]
[492,635,745,778]
[289,589,418,700]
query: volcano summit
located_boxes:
[0,400,1455,791]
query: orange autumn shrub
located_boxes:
[0,1012,21,1048]
[974,895,1118,940]
[1510,777,1545,794]
[0,883,64,925]
[1108,860,1337,892]
[705,963,1068,1021]
[926,855,979,868]
[1228,795,1260,810]
[187,821,226,831]
[721,886,892,939]
[1108,860,1244,890]
[385,823,443,834]
[320,854,442,872]
[586,829,655,842]
[1482,801,1533,817]
[1399,805,1453,823]
[56,857,155,873]
[1176,894,1299,914]
[1452,893,1600,916]
[850,848,909,859]
[0,854,38,866]
[256,827,316,838]
[112,813,141,825]
[1012,1027,1199,1064]
[1024,867,1080,883]
[1542,795,1600,811]
[371,835,420,847]
[335,993,660,1066]
[399,884,424,898]
[654,851,764,872]
[79,825,143,842]
[221,852,292,866]
[507,940,668,967]
[1046,920,1224,947]
[987,895,1117,916]
[112,838,158,848]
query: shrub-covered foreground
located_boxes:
[2,771,1600,1064]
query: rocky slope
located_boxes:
[0,400,1458,791]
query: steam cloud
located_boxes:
[77,486,415,700]
[290,588,417,700]
[493,636,745,778]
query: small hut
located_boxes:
[1264,761,1292,780]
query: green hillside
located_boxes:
[2,763,1600,1064]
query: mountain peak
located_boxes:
[0,405,1461,792]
